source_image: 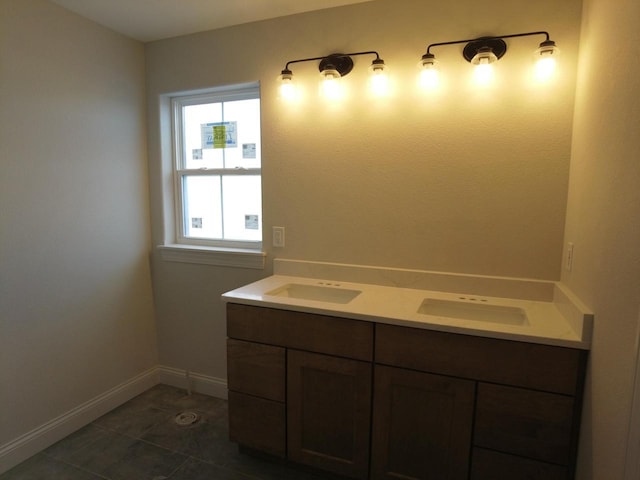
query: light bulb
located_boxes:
[471,47,497,86]
[418,53,439,89]
[369,59,389,96]
[534,40,560,82]
[320,67,343,100]
[473,62,494,85]
[277,69,296,101]
[535,56,556,80]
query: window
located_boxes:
[171,84,262,251]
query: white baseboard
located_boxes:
[157,366,228,400]
[0,366,159,474]
[0,365,228,475]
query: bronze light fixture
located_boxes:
[278,51,388,100]
[418,31,560,86]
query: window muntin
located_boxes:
[172,86,262,248]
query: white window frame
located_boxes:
[158,83,266,269]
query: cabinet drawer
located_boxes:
[228,391,286,458]
[474,383,575,465]
[470,448,568,480]
[227,339,285,401]
[227,303,374,361]
[375,323,586,394]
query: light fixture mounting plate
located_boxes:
[319,53,354,76]
[462,37,507,62]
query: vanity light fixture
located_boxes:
[418,31,559,87]
[278,51,389,100]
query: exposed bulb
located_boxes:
[473,62,494,85]
[278,69,296,101]
[535,56,556,80]
[320,67,343,100]
[369,59,389,96]
[471,47,497,86]
[534,40,560,82]
[418,53,439,89]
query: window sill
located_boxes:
[157,244,266,269]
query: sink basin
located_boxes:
[266,283,362,304]
[417,298,529,326]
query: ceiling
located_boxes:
[50,0,376,42]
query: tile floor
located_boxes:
[1,384,339,480]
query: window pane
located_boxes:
[222,98,261,169]
[182,98,261,170]
[183,175,222,239]
[222,175,262,242]
[183,103,224,169]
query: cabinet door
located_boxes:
[371,365,475,480]
[287,350,372,480]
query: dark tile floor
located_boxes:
[1,384,336,480]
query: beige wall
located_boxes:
[147,0,581,279]
[0,0,157,447]
[145,0,582,383]
[564,0,640,477]
[4,0,638,477]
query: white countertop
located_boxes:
[221,272,593,349]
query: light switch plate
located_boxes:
[273,226,285,248]
[566,242,574,271]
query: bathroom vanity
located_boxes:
[222,260,592,480]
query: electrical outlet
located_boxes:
[566,242,574,271]
[273,226,285,248]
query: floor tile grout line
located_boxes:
[186,455,266,480]
[162,454,192,480]
[93,415,236,470]
[40,423,109,461]
[42,422,188,480]
[45,454,112,480]
[130,434,191,457]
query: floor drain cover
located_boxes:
[174,411,199,426]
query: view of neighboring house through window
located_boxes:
[172,84,262,249]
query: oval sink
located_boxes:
[417,298,529,326]
[266,283,362,304]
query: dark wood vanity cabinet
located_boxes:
[375,324,588,480]
[226,303,588,480]
[226,303,374,479]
